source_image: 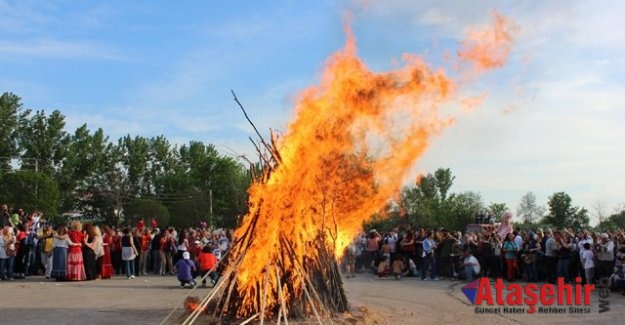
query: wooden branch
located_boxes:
[249,137,271,167]
[232,90,272,152]
[275,265,289,325]
[293,264,323,325]
[239,313,260,325]
[182,264,233,325]
[260,259,271,325]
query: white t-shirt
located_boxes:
[386,234,398,253]
[464,255,480,274]
[581,250,595,269]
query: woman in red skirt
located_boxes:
[67,221,86,281]
[100,226,114,279]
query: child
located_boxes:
[175,252,197,288]
[197,245,218,287]
[581,243,595,285]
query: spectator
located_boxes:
[392,254,405,280]
[140,228,151,275]
[14,223,28,279]
[438,231,455,279]
[92,226,105,278]
[581,242,595,285]
[503,233,518,282]
[175,251,197,288]
[38,224,54,279]
[197,245,218,287]
[150,228,162,274]
[544,230,557,283]
[82,223,98,280]
[0,205,12,228]
[366,230,380,273]
[50,226,78,281]
[596,233,614,280]
[67,221,86,281]
[0,226,16,280]
[462,249,480,281]
[421,231,438,281]
[578,231,593,284]
[121,227,138,279]
[555,232,572,283]
[160,229,174,276]
[100,226,114,279]
[111,228,122,275]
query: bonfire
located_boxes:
[176,12,516,325]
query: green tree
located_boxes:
[517,191,545,224]
[78,143,130,226]
[124,198,170,227]
[401,168,475,230]
[448,191,484,230]
[19,110,68,176]
[601,208,625,230]
[146,135,176,195]
[543,192,589,229]
[0,170,60,218]
[0,92,30,172]
[434,168,455,202]
[164,142,250,228]
[488,202,508,221]
[57,124,109,211]
[119,135,150,194]
[210,156,250,228]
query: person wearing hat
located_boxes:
[174,251,197,288]
[596,233,614,280]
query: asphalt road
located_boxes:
[1,274,623,324]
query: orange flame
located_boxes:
[230,12,515,318]
[458,11,517,71]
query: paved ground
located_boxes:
[0,274,623,324]
[344,275,625,325]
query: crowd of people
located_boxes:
[344,212,625,295]
[3,201,625,299]
[0,204,227,287]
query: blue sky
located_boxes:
[2,0,624,224]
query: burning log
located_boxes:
[168,13,515,325]
[178,94,352,324]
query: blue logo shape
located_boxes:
[461,279,480,304]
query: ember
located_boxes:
[184,296,204,313]
[182,12,515,325]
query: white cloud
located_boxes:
[0,39,126,61]
[349,0,625,223]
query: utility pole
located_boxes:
[34,158,39,198]
[209,189,213,226]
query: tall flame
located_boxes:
[228,12,516,319]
